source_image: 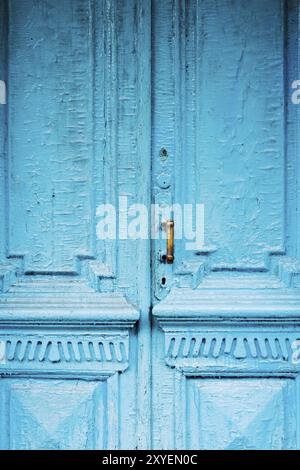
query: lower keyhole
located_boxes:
[161,276,167,286]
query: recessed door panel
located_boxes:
[187,378,296,450]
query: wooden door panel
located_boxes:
[152,0,300,450]
[1,0,300,450]
[0,0,151,450]
[152,0,297,291]
[8,0,95,273]
[0,379,106,450]
[186,377,297,450]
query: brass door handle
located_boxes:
[162,220,174,264]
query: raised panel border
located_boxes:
[0,279,139,375]
[154,312,300,449]
[152,0,300,292]
[172,370,299,450]
[0,372,121,449]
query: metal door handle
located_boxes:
[162,220,174,264]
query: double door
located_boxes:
[0,0,300,450]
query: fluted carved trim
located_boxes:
[165,332,300,361]
[0,329,131,375]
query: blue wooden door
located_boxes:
[1,0,300,450]
[152,0,300,450]
[0,0,150,450]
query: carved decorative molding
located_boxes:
[1,334,128,365]
[0,278,138,375]
[0,279,139,327]
[0,332,130,375]
[153,287,300,321]
[165,332,300,362]
[154,287,300,372]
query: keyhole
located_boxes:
[161,276,167,286]
[160,148,168,161]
